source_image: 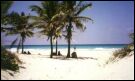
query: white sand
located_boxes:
[1,48,134,80]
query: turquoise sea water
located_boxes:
[4,44,127,49]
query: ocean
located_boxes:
[4,44,127,49]
[3,44,128,54]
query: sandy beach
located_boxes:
[1,48,134,80]
[1,1,134,80]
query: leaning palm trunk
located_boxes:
[50,35,53,58]
[17,39,21,53]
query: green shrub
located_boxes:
[1,46,21,71]
[106,45,133,64]
[113,47,131,59]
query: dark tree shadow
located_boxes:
[77,57,98,60]
[25,53,98,61]
[52,55,98,60]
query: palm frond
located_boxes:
[5,29,19,36]
[30,5,43,16]
[75,21,83,29]
[26,31,34,37]
[75,1,83,9]
[74,16,93,23]
[75,2,92,16]
[47,36,50,41]
[63,34,68,39]
[1,1,13,16]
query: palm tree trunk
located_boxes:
[67,37,71,58]
[50,35,53,58]
[66,16,72,58]
[56,39,58,55]
[21,36,24,54]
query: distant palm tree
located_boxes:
[60,1,93,58]
[30,1,63,58]
[6,12,34,53]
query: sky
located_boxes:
[1,1,134,45]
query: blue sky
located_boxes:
[1,1,134,45]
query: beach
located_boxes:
[1,48,134,80]
[1,1,134,80]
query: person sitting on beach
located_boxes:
[23,51,27,54]
[58,51,62,56]
[71,52,77,58]
[72,46,77,58]
[27,51,31,54]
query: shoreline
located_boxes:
[7,48,120,54]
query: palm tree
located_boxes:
[1,1,13,31]
[60,1,93,58]
[30,1,63,58]
[1,1,14,48]
[53,25,63,55]
[6,12,34,53]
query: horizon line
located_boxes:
[3,44,129,46]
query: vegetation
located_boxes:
[30,1,93,58]
[129,33,134,44]
[1,1,93,63]
[5,12,34,53]
[106,33,134,64]
[1,1,22,71]
[1,46,22,71]
[1,1,34,53]
[30,1,66,58]
[1,1,13,25]
[60,1,93,58]
[1,1,15,32]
